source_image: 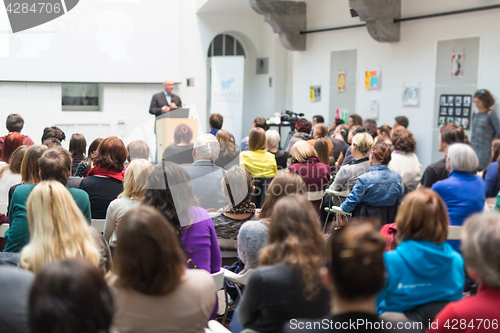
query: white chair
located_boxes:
[221,268,255,325]
[0,224,9,238]
[206,320,233,333]
[211,270,225,292]
[0,203,8,215]
[323,188,351,232]
[91,219,106,233]
[307,190,325,201]
[447,225,462,241]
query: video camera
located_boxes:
[280,110,305,130]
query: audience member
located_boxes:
[430,212,500,333]
[308,123,334,157]
[29,259,113,333]
[388,127,422,185]
[377,190,464,324]
[470,89,500,170]
[110,205,215,333]
[340,143,403,215]
[4,148,92,253]
[143,161,221,274]
[208,113,234,141]
[74,137,103,177]
[215,129,240,170]
[394,116,409,129]
[79,137,127,219]
[341,125,371,166]
[162,123,194,164]
[42,137,61,148]
[236,220,268,271]
[311,115,325,136]
[1,132,23,164]
[241,117,268,151]
[41,126,66,143]
[0,114,34,155]
[483,138,500,198]
[69,133,86,175]
[0,146,27,203]
[364,118,378,139]
[283,223,389,333]
[210,166,257,241]
[431,143,485,251]
[184,134,227,210]
[289,141,330,216]
[234,195,329,333]
[330,132,373,192]
[313,138,335,170]
[266,129,288,170]
[329,124,350,161]
[347,114,363,129]
[0,266,34,333]
[376,124,393,146]
[104,159,153,243]
[19,181,105,274]
[285,118,312,153]
[126,140,150,162]
[328,118,345,137]
[419,123,468,189]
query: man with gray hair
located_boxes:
[183,134,228,210]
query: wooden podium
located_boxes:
[156,109,197,160]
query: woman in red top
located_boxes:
[428,212,500,333]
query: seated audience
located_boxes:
[143,161,221,274]
[283,223,388,333]
[74,138,103,178]
[364,118,378,139]
[285,118,312,153]
[29,259,113,333]
[431,143,484,251]
[341,126,372,166]
[1,133,23,164]
[330,132,373,192]
[388,127,422,185]
[4,148,91,253]
[329,124,350,161]
[420,123,468,189]
[79,137,127,219]
[0,146,27,203]
[215,129,240,170]
[289,141,330,216]
[394,115,409,129]
[0,266,34,333]
[210,166,257,241]
[340,143,403,214]
[483,138,500,198]
[20,181,106,274]
[377,190,464,324]
[162,123,194,164]
[208,113,234,141]
[69,133,86,176]
[308,123,334,157]
[376,124,393,146]
[266,129,288,170]
[234,195,330,333]
[41,126,66,143]
[184,134,227,210]
[104,159,153,243]
[347,114,363,129]
[241,117,268,151]
[430,213,500,333]
[313,138,335,171]
[0,114,34,154]
[110,205,215,333]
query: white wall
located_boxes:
[292,0,500,168]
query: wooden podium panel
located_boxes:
[156,117,198,159]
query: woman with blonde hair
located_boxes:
[240,127,277,179]
[215,129,240,170]
[104,159,153,243]
[20,181,103,275]
[234,195,329,333]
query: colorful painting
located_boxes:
[365,70,381,90]
[337,72,346,92]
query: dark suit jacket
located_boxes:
[149,92,183,116]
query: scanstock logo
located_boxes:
[4,0,79,33]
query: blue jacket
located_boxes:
[484,162,500,198]
[377,240,464,314]
[340,165,403,213]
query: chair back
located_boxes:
[223,268,255,285]
[211,270,225,292]
[447,225,462,241]
[91,219,106,233]
[0,224,8,238]
[352,203,399,225]
[307,190,325,201]
[0,203,7,215]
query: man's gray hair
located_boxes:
[193,134,220,161]
[447,143,478,173]
[265,130,280,149]
[462,212,500,288]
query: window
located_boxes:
[62,83,100,111]
[208,34,245,58]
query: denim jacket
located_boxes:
[340,165,404,213]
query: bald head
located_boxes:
[163,79,174,95]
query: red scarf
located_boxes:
[87,167,124,182]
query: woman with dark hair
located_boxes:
[340,143,403,214]
[69,133,86,175]
[79,137,127,219]
[29,259,113,333]
[1,132,23,164]
[110,205,215,333]
[234,195,329,333]
[162,123,194,164]
[143,161,221,274]
[313,138,335,170]
[74,137,103,178]
[483,138,500,198]
[388,127,422,185]
[285,118,312,153]
[347,114,363,129]
[0,145,27,203]
[308,123,334,157]
[215,129,240,170]
[376,125,392,146]
[471,89,500,170]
